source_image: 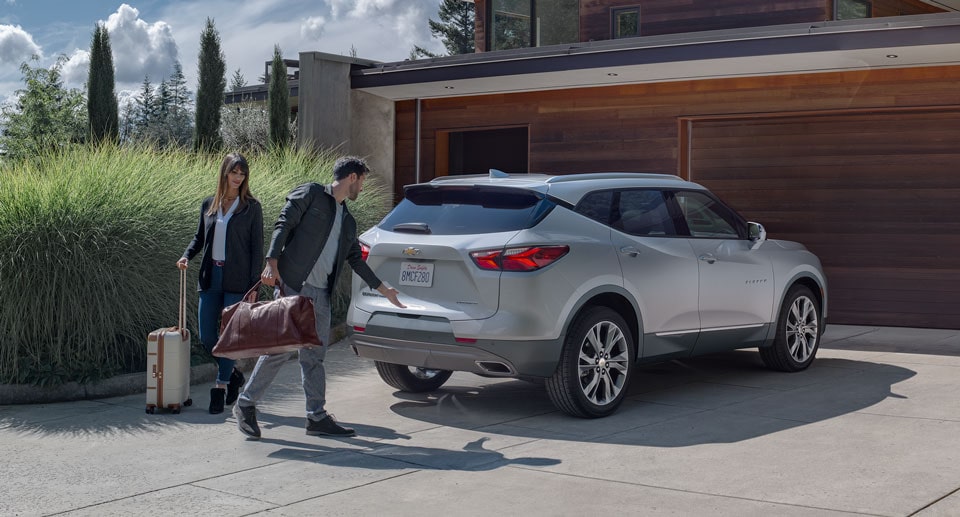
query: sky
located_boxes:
[0,0,446,107]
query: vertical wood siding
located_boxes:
[393,65,960,328]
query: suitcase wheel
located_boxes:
[145,406,155,415]
[183,398,193,407]
[170,404,181,414]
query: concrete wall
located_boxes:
[351,90,395,195]
[297,51,395,194]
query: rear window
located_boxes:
[379,185,556,235]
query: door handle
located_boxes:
[619,246,641,257]
[698,253,717,264]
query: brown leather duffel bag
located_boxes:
[212,282,321,359]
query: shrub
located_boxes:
[0,144,391,385]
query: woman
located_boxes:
[177,153,263,414]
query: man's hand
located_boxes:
[261,258,282,287]
[378,284,406,308]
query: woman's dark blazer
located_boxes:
[182,196,264,293]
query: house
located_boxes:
[295,0,960,330]
[223,59,300,113]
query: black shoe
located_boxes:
[233,404,261,439]
[306,414,355,437]
[225,369,245,406]
[209,388,225,414]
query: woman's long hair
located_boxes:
[207,152,255,216]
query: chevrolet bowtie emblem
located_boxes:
[402,247,421,256]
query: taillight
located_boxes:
[360,242,370,261]
[470,245,569,272]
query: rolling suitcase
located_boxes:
[145,269,193,414]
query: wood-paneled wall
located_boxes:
[394,65,960,328]
[686,109,960,328]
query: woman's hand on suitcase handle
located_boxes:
[176,257,188,270]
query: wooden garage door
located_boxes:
[685,108,960,329]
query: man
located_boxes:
[233,156,404,439]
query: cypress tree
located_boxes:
[268,45,290,148]
[193,18,226,152]
[87,23,119,143]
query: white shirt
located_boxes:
[212,197,240,262]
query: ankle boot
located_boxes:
[209,387,226,414]
[226,368,245,406]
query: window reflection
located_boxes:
[491,0,578,50]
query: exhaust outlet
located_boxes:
[476,361,514,375]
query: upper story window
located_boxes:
[490,0,578,51]
[612,7,640,39]
[835,0,872,20]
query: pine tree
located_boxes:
[162,63,194,147]
[230,68,246,91]
[156,80,171,115]
[413,0,475,58]
[0,55,86,160]
[134,76,156,133]
[193,17,226,152]
[86,23,118,143]
[166,62,191,117]
[268,44,290,148]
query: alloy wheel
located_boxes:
[786,295,819,363]
[577,320,630,406]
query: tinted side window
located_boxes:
[380,185,555,235]
[574,190,613,225]
[613,190,677,237]
[674,191,742,239]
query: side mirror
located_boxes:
[748,222,766,249]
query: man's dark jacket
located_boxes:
[183,197,264,293]
[267,182,382,293]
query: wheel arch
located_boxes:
[561,286,642,361]
[763,273,827,346]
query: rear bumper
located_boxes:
[349,330,563,378]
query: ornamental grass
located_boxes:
[0,144,391,385]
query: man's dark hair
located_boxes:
[333,156,370,180]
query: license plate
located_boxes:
[399,262,434,287]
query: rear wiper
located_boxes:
[392,222,432,234]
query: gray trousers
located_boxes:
[237,283,332,422]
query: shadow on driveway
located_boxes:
[385,350,916,447]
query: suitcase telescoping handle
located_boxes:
[178,268,186,331]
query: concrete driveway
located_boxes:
[2,325,959,516]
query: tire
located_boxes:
[375,361,453,392]
[760,285,822,372]
[546,306,635,418]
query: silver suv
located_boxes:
[348,172,827,418]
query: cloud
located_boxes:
[300,16,326,41]
[322,0,439,56]
[103,4,180,83]
[60,48,90,86]
[0,24,42,65]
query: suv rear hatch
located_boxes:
[356,184,557,320]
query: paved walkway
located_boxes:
[2,325,959,516]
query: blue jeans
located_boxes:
[237,283,332,421]
[198,264,243,385]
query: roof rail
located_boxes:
[545,172,684,183]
